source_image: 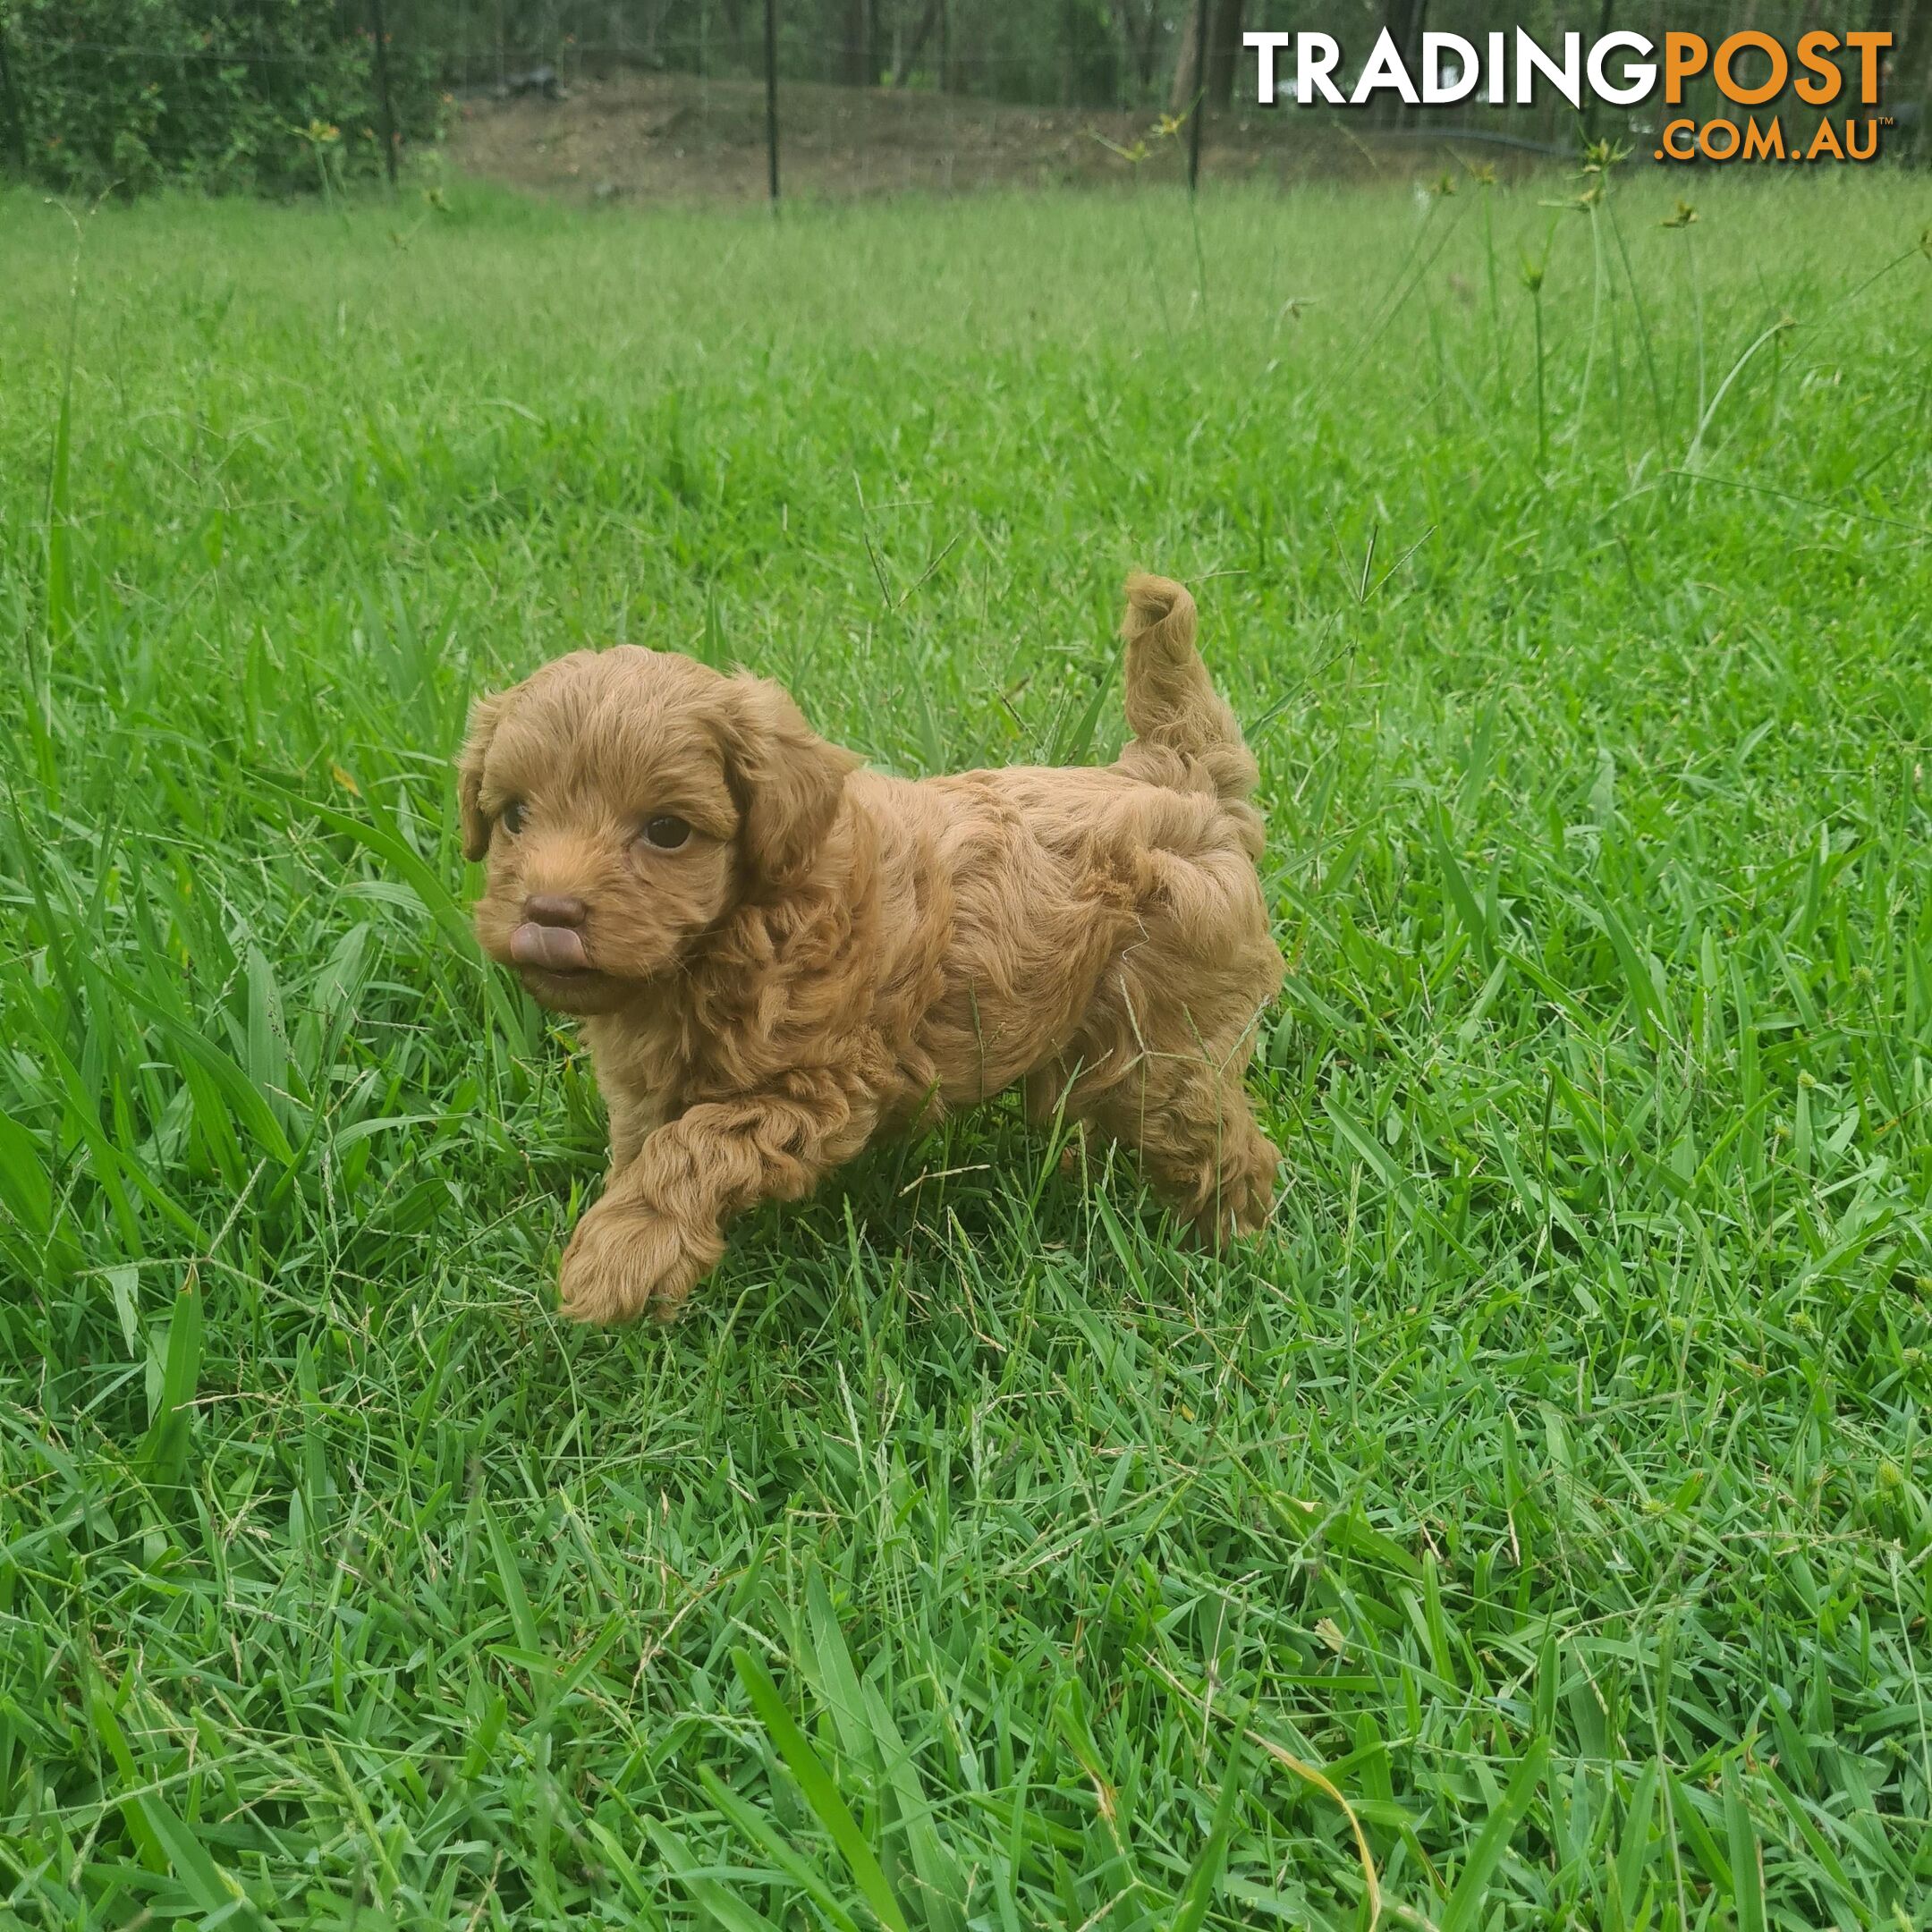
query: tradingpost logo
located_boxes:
[1245,27,1897,164]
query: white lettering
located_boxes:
[1297,33,1344,106]
[1351,28,1419,107]
[1422,32,1480,104]
[1587,30,1655,106]
[1515,30,1583,107]
[1244,31,1292,104]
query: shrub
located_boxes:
[0,0,445,196]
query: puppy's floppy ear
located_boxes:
[456,686,514,862]
[717,675,859,890]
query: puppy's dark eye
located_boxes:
[500,801,528,836]
[642,815,691,851]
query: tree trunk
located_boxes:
[1168,0,1200,112]
[1204,0,1244,110]
[891,0,942,84]
[1111,0,1159,96]
[1893,0,1931,157]
[840,0,870,85]
[0,20,26,176]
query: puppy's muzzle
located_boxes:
[512,894,590,971]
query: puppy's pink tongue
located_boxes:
[511,922,589,971]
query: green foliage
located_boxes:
[0,169,1929,1926]
[3,0,444,196]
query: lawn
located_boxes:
[1,165,1929,1930]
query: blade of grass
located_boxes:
[1173,1724,1247,1932]
[1440,1734,1551,1932]
[732,1646,910,1932]
[136,1269,202,1487]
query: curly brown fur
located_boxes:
[459,572,1284,1323]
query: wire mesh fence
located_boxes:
[2,1,1924,203]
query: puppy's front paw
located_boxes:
[1220,1160,1279,1241]
[1187,1148,1281,1251]
[558,1204,707,1325]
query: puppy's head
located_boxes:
[459,648,855,1014]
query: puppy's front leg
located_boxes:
[603,1089,657,1174]
[558,1087,861,1324]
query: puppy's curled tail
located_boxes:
[1120,572,1258,806]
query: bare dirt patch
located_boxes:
[445,72,1558,204]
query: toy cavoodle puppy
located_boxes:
[459,573,1284,1323]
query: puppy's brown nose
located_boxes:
[522,894,588,929]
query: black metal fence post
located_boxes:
[369,0,400,187]
[1185,0,1208,193]
[764,0,780,204]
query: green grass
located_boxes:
[1,165,1929,1930]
